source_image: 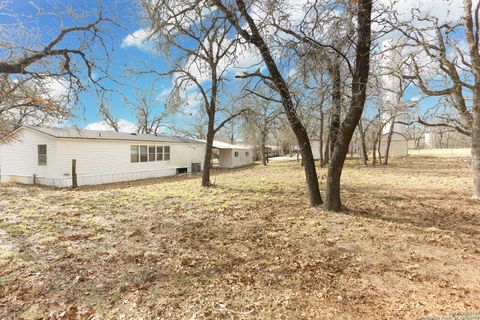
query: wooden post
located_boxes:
[72,159,78,188]
[33,174,36,185]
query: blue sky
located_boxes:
[3,0,264,133]
[3,0,178,131]
[3,0,467,134]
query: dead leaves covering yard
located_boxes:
[0,156,479,319]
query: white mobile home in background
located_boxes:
[214,141,253,168]
[197,140,254,168]
[0,126,205,187]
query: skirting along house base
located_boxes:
[0,126,206,187]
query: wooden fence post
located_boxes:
[72,159,78,188]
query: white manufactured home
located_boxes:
[215,142,253,168]
[198,140,254,168]
[0,126,205,187]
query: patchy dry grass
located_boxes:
[409,147,471,157]
[0,156,479,319]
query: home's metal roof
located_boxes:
[24,126,201,144]
[195,139,252,150]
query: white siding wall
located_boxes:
[0,127,206,187]
[54,139,205,186]
[380,133,408,157]
[310,140,321,160]
[0,128,59,184]
[218,148,253,168]
[169,144,205,171]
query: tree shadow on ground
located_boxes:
[340,184,480,236]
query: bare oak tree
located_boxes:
[242,86,282,165]
[394,0,480,199]
[124,90,169,134]
[323,0,372,211]
[0,3,113,89]
[0,1,116,133]
[214,0,323,207]
[142,0,247,187]
[264,0,373,210]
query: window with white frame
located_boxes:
[140,146,148,162]
[234,151,239,157]
[131,145,171,162]
[149,146,156,161]
[38,144,47,165]
[156,146,163,161]
[164,146,170,160]
[245,151,249,157]
[131,145,139,163]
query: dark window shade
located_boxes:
[131,145,139,163]
[140,146,148,162]
[149,146,156,161]
[164,146,170,160]
[157,146,163,161]
[38,145,47,165]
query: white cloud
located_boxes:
[158,87,171,98]
[45,78,69,99]
[409,96,421,103]
[385,0,463,23]
[374,0,463,38]
[184,90,204,114]
[121,28,155,52]
[84,119,137,133]
[228,43,262,73]
[180,38,262,85]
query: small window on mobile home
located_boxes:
[157,146,163,161]
[234,151,239,157]
[245,151,249,157]
[38,145,47,165]
[149,146,156,161]
[140,145,148,162]
[164,146,171,160]
[131,145,139,163]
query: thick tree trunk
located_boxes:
[216,0,322,206]
[472,111,480,199]
[329,63,342,155]
[324,0,372,211]
[358,120,368,165]
[261,133,267,166]
[383,116,396,165]
[377,133,382,165]
[297,134,322,206]
[202,113,215,187]
[464,0,480,199]
[319,108,324,167]
[324,135,330,165]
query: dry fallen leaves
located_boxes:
[0,156,479,319]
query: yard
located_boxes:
[1,155,479,319]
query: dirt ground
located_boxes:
[1,156,479,319]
